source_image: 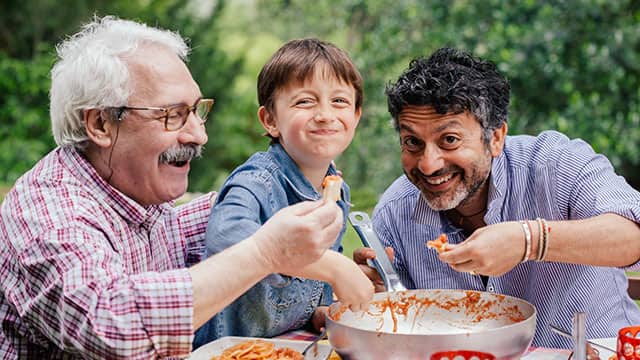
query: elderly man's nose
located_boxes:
[180,112,208,145]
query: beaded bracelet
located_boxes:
[519,221,532,263]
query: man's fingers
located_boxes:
[353,247,376,264]
[385,247,395,261]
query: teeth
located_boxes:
[426,173,453,185]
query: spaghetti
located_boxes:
[211,339,303,360]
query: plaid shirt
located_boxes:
[0,147,212,359]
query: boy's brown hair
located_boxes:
[257,38,363,114]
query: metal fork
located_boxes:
[301,327,327,359]
[549,324,615,352]
[349,211,407,292]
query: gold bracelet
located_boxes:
[535,218,544,261]
[539,218,550,261]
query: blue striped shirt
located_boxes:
[373,130,640,348]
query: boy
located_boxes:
[194,38,372,345]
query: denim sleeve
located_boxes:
[319,282,334,306]
[204,172,289,286]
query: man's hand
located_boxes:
[352,246,395,293]
[309,306,329,332]
[251,200,343,274]
[439,221,526,277]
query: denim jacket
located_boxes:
[193,143,350,347]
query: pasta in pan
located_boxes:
[210,339,303,360]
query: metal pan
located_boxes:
[325,212,537,360]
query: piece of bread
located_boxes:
[322,175,343,202]
[426,233,449,253]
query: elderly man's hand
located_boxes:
[352,246,395,292]
[252,200,343,273]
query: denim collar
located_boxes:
[267,143,340,201]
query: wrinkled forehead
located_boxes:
[122,44,197,104]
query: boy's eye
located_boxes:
[294,98,314,106]
[333,97,350,105]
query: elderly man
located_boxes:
[355,47,640,348]
[0,16,366,358]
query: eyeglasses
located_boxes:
[112,98,214,131]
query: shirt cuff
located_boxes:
[132,268,194,357]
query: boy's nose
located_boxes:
[313,111,333,122]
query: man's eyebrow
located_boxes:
[434,119,463,133]
[166,96,203,108]
[399,124,417,133]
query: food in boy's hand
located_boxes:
[322,175,343,202]
[210,339,303,360]
[426,234,449,253]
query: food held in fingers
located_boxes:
[426,234,449,253]
[322,175,343,202]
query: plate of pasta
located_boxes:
[189,336,332,360]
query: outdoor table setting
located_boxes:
[189,327,616,360]
[190,211,629,359]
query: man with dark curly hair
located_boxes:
[355,47,640,349]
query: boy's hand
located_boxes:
[252,200,343,274]
[329,255,374,312]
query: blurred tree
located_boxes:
[1,0,638,196]
[0,0,244,191]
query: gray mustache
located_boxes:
[159,144,203,164]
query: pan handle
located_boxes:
[348,211,407,292]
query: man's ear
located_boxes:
[489,122,508,157]
[84,108,115,148]
[258,106,280,138]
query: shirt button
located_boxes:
[487,285,495,292]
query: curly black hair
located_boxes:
[386,47,510,144]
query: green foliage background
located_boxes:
[1,0,639,211]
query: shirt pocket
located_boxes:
[266,278,306,309]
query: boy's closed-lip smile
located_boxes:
[310,128,339,136]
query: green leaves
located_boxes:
[1,0,638,194]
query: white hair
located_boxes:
[50,15,190,148]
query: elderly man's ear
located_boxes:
[84,108,116,148]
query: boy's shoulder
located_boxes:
[224,150,281,186]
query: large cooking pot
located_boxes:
[326,289,536,360]
[328,212,537,360]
